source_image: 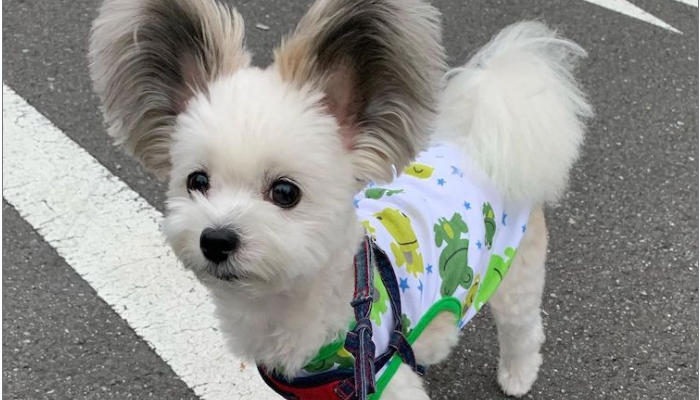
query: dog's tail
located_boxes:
[436,22,593,205]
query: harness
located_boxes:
[258,235,422,400]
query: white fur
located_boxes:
[92,0,591,394]
[436,22,593,204]
[490,208,548,397]
[383,365,431,400]
[161,68,362,374]
[412,311,460,366]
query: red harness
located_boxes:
[258,366,355,400]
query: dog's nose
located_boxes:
[200,228,239,264]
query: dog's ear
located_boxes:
[273,0,446,183]
[89,0,249,178]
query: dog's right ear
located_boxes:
[89,0,249,178]
[273,0,446,183]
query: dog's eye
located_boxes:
[187,171,210,193]
[268,179,301,209]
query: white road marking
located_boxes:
[581,0,682,33]
[2,84,278,400]
[671,0,698,7]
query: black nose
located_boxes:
[200,228,239,264]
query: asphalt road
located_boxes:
[3,0,698,399]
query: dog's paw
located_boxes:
[497,352,542,397]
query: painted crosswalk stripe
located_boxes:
[581,0,682,33]
[671,0,697,7]
[2,84,278,400]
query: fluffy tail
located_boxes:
[436,21,593,205]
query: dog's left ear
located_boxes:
[273,0,446,183]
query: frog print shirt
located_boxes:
[355,142,531,371]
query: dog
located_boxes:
[89,0,591,398]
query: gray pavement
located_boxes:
[3,0,698,399]
[2,202,197,399]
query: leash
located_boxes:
[336,234,420,400]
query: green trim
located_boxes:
[370,297,462,399]
[306,321,356,365]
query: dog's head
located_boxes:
[89,0,445,287]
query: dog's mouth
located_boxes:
[199,262,244,282]
[210,270,240,282]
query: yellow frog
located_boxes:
[403,163,435,179]
[374,208,424,276]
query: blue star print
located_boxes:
[522,224,527,233]
[417,280,424,293]
[437,178,446,186]
[354,198,360,208]
[426,264,433,274]
[399,278,410,293]
[463,201,471,211]
[450,166,464,177]
[476,240,482,250]
[502,212,508,226]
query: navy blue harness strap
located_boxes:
[341,235,421,400]
[351,236,374,316]
[342,236,376,399]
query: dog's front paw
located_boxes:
[497,352,542,397]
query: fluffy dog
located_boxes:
[89,0,591,398]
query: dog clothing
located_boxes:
[259,143,531,399]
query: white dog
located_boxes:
[89,0,591,398]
